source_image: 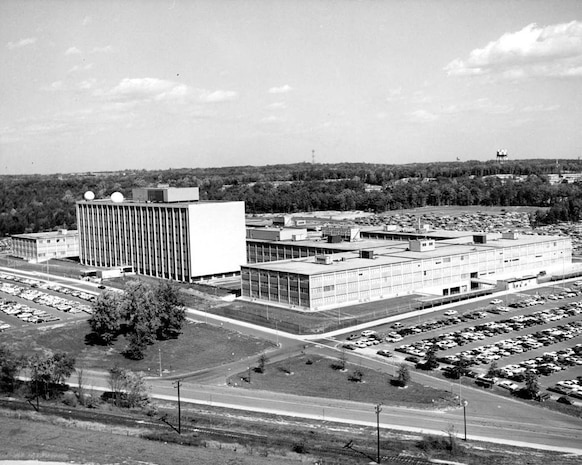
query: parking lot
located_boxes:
[0,271,95,332]
[340,283,582,403]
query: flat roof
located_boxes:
[244,232,568,276]
[76,199,243,207]
[360,227,470,240]
[12,230,78,240]
[247,237,407,251]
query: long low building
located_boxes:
[241,231,572,311]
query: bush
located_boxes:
[62,391,77,407]
[291,440,307,454]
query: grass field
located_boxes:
[230,354,455,408]
[0,407,302,465]
[1,319,276,375]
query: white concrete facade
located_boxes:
[76,191,246,282]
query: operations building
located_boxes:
[241,231,572,311]
[76,186,246,282]
[11,229,79,263]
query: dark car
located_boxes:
[377,350,392,358]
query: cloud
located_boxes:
[91,45,113,53]
[65,46,82,56]
[199,90,238,103]
[68,63,94,74]
[445,21,582,79]
[386,87,403,101]
[261,115,285,123]
[407,109,438,123]
[82,16,92,26]
[6,37,37,50]
[78,78,97,90]
[521,104,560,113]
[266,101,287,109]
[268,84,293,94]
[102,78,192,104]
[441,98,514,115]
[41,81,65,92]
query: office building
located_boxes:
[76,187,246,282]
[11,229,79,263]
[241,231,572,311]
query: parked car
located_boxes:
[377,350,392,358]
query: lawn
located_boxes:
[2,319,276,375]
[231,354,456,408]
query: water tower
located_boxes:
[496,149,508,164]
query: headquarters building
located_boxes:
[76,187,246,282]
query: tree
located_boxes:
[123,370,150,408]
[122,280,160,348]
[29,350,76,399]
[108,365,126,407]
[349,368,363,382]
[0,344,24,393]
[397,363,411,387]
[486,361,501,379]
[257,353,269,373]
[107,366,150,408]
[155,281,186,340]
[450,356,471,379]
[423,344,439,370]
[89,291,122,344]
[524,369,541,399]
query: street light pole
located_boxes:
[375,403,383,464]
[173,379,182,434]
[462,400,468,441]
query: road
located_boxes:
[75,365,582,454]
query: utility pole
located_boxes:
[173,380,182,434]
[462,400,468,441]
[158,347,162,377]
[375,403,383,464]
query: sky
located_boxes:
[1,0,582,175]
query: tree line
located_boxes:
[2,159,582,236]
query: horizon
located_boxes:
[1,0,582,175]
[2,156,582,178]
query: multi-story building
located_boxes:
[11,229,79,263]
[76,187,246,282]
[241,231,572,311]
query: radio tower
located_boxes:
[312,149,315,164]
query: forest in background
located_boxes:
[2,159,582,236]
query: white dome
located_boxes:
[110,192,124,203]
[83,191,95,200]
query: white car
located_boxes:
[490,299,503,305]
[361,330,376,337]
[498,381,519,391]
[444,310,457,316]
